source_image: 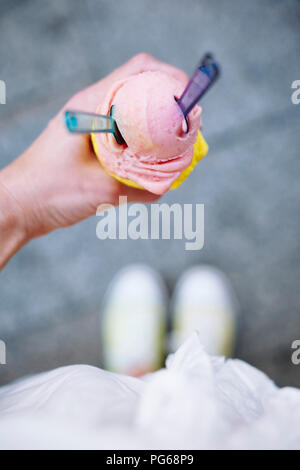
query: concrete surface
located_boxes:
[0,0,300,386]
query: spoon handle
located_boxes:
[65,110,115,134]
[176,53,220,118]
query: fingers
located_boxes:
[82,157,160,211]
[99,171,161,206]
[117,183,161,204]
[110,52,189,84]
[69,53,189,112]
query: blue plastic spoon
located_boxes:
[64,108,125,144]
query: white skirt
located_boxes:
[0,332,299,450]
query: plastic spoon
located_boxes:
[64,109,125,145]
[176,53,220,132]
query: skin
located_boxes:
[0,54,188,270]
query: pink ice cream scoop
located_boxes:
[65,54,220,194]
[93,71,201,195]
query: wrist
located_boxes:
[0,173,28,269]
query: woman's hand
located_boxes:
[0,53,188,268]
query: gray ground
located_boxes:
[0,0,300,387]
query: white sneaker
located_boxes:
[170,266,237,357]
[100,264,167,376]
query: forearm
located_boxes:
[0,173,28,270]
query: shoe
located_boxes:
[169,265,237,356]
[100,264,167,376]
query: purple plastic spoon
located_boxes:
[176,53,220,132]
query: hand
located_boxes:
[0,53,188,267]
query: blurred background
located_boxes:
[0,0,300,387]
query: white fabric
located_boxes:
[0,332,299,450]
